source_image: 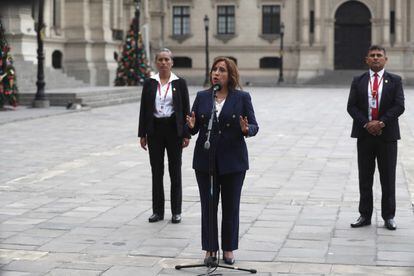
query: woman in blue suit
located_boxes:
[186,57,259,265]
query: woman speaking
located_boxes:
[186,57,259,265]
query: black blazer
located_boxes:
[347,71,405,141]
[190,89,259,175]
[138,77,190,138]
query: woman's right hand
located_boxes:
[140,137,147,151]
[186,111,196,129]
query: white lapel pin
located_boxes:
[385,79,388,84]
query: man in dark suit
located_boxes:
[138,49,190,223]
[347,45,405,230]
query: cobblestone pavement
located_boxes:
[1,86,414,275]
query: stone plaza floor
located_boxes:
[1,86,414,275]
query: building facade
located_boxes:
[1,0,414,86]
[0,0,139,86]
[152,0,414,85]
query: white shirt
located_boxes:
[152,72,179,118]
[368,68,385,121]
[215,99,226,119]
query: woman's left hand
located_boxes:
[239,116,249,135]
[182,138,190,148]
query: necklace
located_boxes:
[216,96,226,103]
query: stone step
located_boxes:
[13,60,87,92]
[18,86,141,107]
[305,70,366,86]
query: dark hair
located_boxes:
[368,45,386,56]
[210,56,242,90]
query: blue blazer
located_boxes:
[347,71,405,141]
[190,89,259,175]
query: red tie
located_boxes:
[372,73,379,120]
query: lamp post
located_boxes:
[134,0,141,85]
[278,22,285,84]
[33,0,49,108]
[203,15,210,87]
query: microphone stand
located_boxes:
[175,88,257,275]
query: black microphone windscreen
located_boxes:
[212,83,222,92]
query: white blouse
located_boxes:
[215,99,226,119]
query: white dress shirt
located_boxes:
[152,72,179,118]
[215,99,226,119]
[368,68,385,121]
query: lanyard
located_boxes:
[158,82,171,100]
[369,75,383,98]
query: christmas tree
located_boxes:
[114,21,150,86]
[0,20,18,108]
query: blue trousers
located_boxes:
[195,170,245,251]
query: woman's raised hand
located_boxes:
[239,116,249,135]
[186,111,196,129]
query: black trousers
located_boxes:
[147,117,182,216]
[357,136,397,220]
[196,170,245,251]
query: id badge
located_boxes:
[370,99,377,108]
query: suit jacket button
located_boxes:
[232,114,236,118]
[226,123,230,127]
[219,130,222,134]
[201,114,205,118]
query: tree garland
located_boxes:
[114,20,151,86]
[0,19,18,108]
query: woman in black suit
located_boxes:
[138,48,190,224]
[186,57,259,264]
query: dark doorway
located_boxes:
[52,50,63,69]
[334,1,371,69]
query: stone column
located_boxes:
[0,4,37,62]
[142,0,151,61]
[395,0,403,44]
[314,0,321,44]
[64,0,119,86]
[410,0,414,45]
[64,0,95,84]
[383,0,390,46]
[301,0,310,45]
[89,0,117,85]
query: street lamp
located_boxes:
[278,22,285,84]
[203,15,210,87]
[33,0,49,108]
[134,0,141,85]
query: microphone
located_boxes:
[204,83,222,150]
[212,83,222,94]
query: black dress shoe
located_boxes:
[223,256,235,265]
[384,219,397,230]
[171,214,181,224]
[204,252,217,266]
[350,216,371,228]
[222,251,235,265]
[148,213,163,223]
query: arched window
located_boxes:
[52,50,63,69]
[173,57,192,68]
[259,57,280,68]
